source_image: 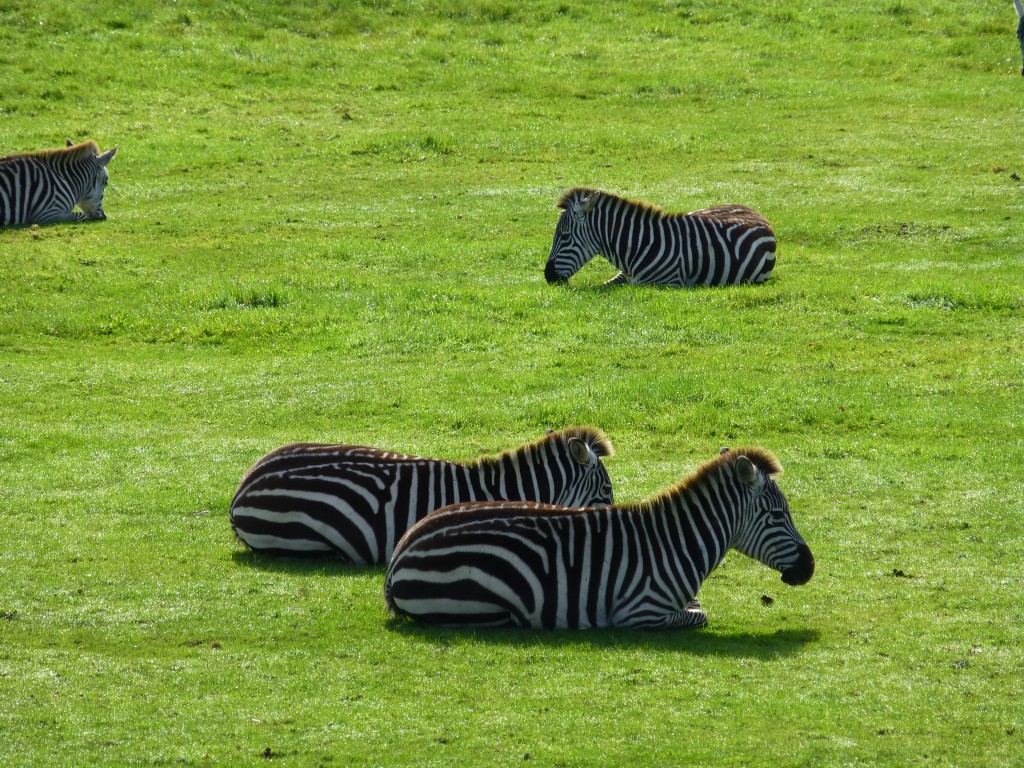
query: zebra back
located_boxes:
[545,187,776,287]
[385,446,813,629]
[229,427,615,564]
[0,140,116,226]
[232,442,425,500]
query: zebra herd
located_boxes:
[3,141,775,290]
[231,434,814,629]
[209,158,803,629]
[6,136,814,630]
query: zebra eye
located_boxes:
[767,508,786,521]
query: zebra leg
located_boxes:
[1016,0,1024,74]
[615,601,708,629]
[603,271,629,287]
[668,604,708,629]
[37,209,87,224]
[1018,13,1024,75]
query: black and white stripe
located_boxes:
[0,139,117,227]
[385,447,814,629]
[230,427,615,564]
[544,188,776,287]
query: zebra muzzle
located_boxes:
[780,544,815,586]
[544,261,567,284]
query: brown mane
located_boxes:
[556,187,674,220]
[556,186,599,210]
[470,426,614,470]
[633,446,782,512]
[1,140,100,163]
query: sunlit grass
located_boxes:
[1,0,1022,765]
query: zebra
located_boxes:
[229,427,615,565]
[0,139,117,227]
[544,187,776,288]
[1016,0,1024,75]
[384,446,814,629]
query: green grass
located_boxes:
[2,0,1023,765]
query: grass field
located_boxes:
[2,0,1023,765]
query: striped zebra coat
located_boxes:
[230,427,615,564]
[0,139,117,227]
[544,188,776,287]
[384,447,814,629]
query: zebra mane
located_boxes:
[556,187,600,210]
[3,140,101,163]
[556,187,672,220]
[638,446,783,511]
[469,426,614,469]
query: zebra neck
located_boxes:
[646,485,740,579]
[43,154,89,193]
[593,198,667,274]
[469,451,557,503]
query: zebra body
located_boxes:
[545,188,776,287]
[0,139,117,227]
[385,447,814,629]
[230,427,615,564]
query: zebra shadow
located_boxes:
[385,619,819,659]
[229,550,384,578]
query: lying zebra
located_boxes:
[0,139,117,226]
[230,427,615,565]
[545,187,776,287]
[385,446,814,629]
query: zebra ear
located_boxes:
[66,138,74,147]
[98,146,118,166]
[736,456,763,489]
[568,437,594,467]
[573,194,596,217]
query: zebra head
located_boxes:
[729,453,814,587]
[545,188,602,284]
[552,431,615,508]
[75,144,117,221]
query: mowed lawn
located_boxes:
[1,1,1022,765]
